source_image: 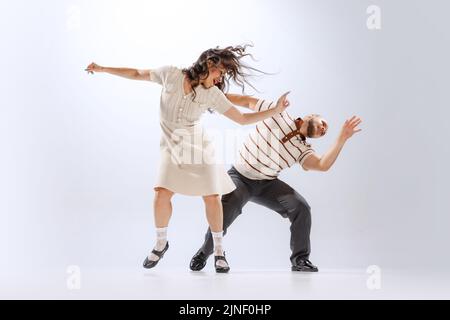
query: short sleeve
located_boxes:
[149,65,177,86]
[298,145,315,171]
[208,86,234,114]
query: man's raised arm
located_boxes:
[302,116,362,172]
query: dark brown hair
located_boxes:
[182,44,266,100]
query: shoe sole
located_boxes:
[190,264,207,272]
[143,256,165,269]
[216,268,230,274]
[291,267,319,272]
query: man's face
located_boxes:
[304,115,328,138]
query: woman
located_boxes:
[85,45,290,273]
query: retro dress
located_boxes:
[149,66,236,196]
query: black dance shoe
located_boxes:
[143,242,169,269]
[214,253,230,273]
[291,258,319,272]
[190,251,208,271]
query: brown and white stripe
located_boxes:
[234,100,315,180]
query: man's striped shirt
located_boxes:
[234,100,315,180]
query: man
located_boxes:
[190,95,362,272]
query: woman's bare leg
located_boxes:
[203,195,229,269]
[203,194,223,233]
[148,188,174,262]
[154,187,174,228]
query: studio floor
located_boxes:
[2,268,450,300]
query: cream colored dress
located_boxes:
[149,66,237,196]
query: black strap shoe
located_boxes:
[143,242,169,269]
[190,251,208,272]
[291,258,319,272]
[215,253,230,274]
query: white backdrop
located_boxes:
[1,0,449,281]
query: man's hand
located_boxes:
[339,116,362,141]
[274,91,291,113]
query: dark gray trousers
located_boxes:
[197,166,312,264]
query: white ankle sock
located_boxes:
[148,227,168,262]
[212,231,228,268]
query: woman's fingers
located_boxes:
[276,92,291,111]
[85,62,97,71]
[85,62,98,74]
[278,91,291,102]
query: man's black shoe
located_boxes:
[190,251,208,271]
[291,258,319,272]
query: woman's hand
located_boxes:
[85,62,104,74]
[274,91,291,114]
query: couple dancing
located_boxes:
[86,45,362,273]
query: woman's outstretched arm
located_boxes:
[223,92,290,125]
[85,62,151,81]
[225,94,259,110]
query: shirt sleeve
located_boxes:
[208,86,235,114]
[298,144,316,171]
[149,65,177,86]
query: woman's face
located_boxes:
[202,64,226,88]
